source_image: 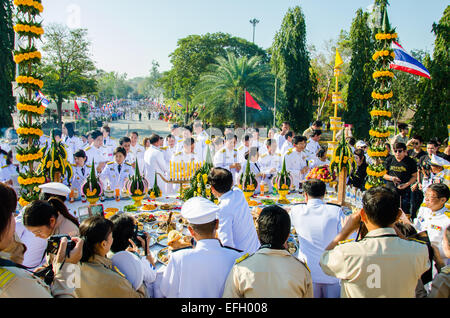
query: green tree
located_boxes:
[96,70,132,103]
[0,0,15,129]
[39,24,97,127]
[271,6,314,134]
[160,32,269,111]
[344,9,375,140]
[137,60,163,98]
[411,6,449,141]
[194,52,273,127]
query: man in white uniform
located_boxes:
[101,125,117,161]
[279,131,294,156]
[159,197,241,298]
[193,122,209,163]
[274,122,290,154]
[213,134,241,185]
[209,168,261,254]
[171,138,202,164]
[305,130,322,160]
[99,147,134,191]
[283,136,310,190]
[84,130,108,173]
[161,135,177,163]
[129,132,145,173]
[258,139,282,189]
[175,126,194,153]
[290,179,345,298]
[236,134,251,165]
[143,134,168,189]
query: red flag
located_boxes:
[245,91,262,111]
[74,100,80,114]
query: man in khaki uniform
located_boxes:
[223,205,313,298]
[320,186,430,298]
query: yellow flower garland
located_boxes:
[14,51,42,64]
[16,75,44,88]
[13,24,44,35]
[367,149,389,157]
[366,167,387,178]
[19,197,30,207]
[372,71,394,79]
[86,188,98,197]
[16,151,43,163]
[372,91,394,100]
[17,176,45,185]
[375,33,398,40]
[372,50,396,61]
[14,0,44,12]
[369,130,390,138]
[134,189,143,196]
[17,103,46,115]
[370,110,392,118]
[16,127,44,137]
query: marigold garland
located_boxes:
[17,103,46,115]
[16,75,44,89]
[371,91,393,100]
[17,176,45,186]
[16,151,43,163]
[366,167,387,178]
[14,51,42,64]
[372,50,396,61]
[367,149,389,158]
[18,197,30,207]
[369,130,390,138]
[375,33,398,40]
[16,127,44,137]
[14,0,43,12]
[373,71,394,79]
[13,24,44,36]
[370,110,392,118]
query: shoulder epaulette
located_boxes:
[235,253,250,264]
[1,165,8,169]
[327,202,342,208]
[86,165,92,168]
[234,149,238,152]
[160,147,168,151]
[85,146,91,151]
[338,239,354,245]
[125,162,132,166]
[260,153,268,159]
[177,139,183,143]
[71,164,76,167]
[107,162,114,165]
[221,149,226,153]
[287,149,293,155]
[238,145,244,151]
[277,153,282,157]
[223,246,243,253]
[0,267,16,289]
[113,266,126,278]
[407,237,427,245]
[175,152,182,156]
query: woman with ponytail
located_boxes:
[23,197,79,240]
[75,216,147,298]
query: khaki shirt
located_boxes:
[222,248,313,298]
[0,258,77,298]
[429,265,450,298]
[2,233,26,265]
[75,255,147,298]
[320,228,430,298]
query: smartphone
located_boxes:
[78,206,90,223]
[89,204,105,218]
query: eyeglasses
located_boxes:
[394,149,404,153]
[424,195,440,200]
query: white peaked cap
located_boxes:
[181,197,219,225]
[38,182,71,197]
[111,251,144,291]
[430,154,450,167]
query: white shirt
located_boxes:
[144,145,168,188]
[213,146,241,184]
[414,205,450,262]
[194,131,209,162]
[70,164,91,194]
[99,161,134,191]
[280,141,293,156]
[159,239,240,298]
[290,199,345,284]
[130,143,145,173]
[217,188,261,254]
[283,149,309,189]
[0,164,20,193]
[305,139,321,159]
[258,152,282,188]
[15,215,47,270]
[275,133,287,153]
[63,135,83,162]
[102,136,117,161]
[171,150,202,165]
[236,144,249,165]
[84,145,108,170]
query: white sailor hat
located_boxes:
[38,182,71,197]
[356,140,367,148]
[430,154,450,167]
[111,251,144,291]
[181,197,219,225]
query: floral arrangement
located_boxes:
[239,157,258,193]
[126,160,149,198]
[149,174,162,199]
[14,0,45,207]
[81,160,103,199]
[330,130,356,175]
[367,4,395,190]
[39,130,73,183]
[273,158,293,191]
[306,165,336,183]
[181,147,216,203]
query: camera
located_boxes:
[46,235,76,256]
[131,227,147,248]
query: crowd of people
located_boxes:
[0,116,449,299]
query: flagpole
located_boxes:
[273,77,277,128]
[244,89,247,131]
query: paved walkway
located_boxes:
[107,118,171,141]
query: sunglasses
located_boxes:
[394,149,404,153]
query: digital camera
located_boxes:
[46,234,76,256]
[131,227,147,248]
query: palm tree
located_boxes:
[194,52,273,127]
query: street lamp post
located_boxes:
[249,18,260,44]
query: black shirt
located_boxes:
[348,161,368,192]
[407,149,427,165]
[384,155,417,194]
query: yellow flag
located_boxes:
[335,49,343,69]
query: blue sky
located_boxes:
[40,0,447,79]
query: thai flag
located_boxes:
[390,42,431,79]
[177,102,183,108]
[77,97,89,104]
[35,90,49,108]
